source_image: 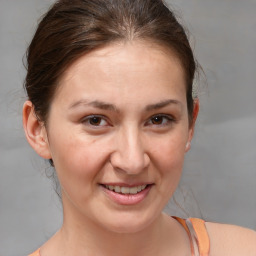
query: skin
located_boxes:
[23,41,256,255]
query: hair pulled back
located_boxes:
[24,0,197,125]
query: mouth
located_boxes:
[100,183,153,205]
[102,184,149,195]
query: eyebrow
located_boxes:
[69,100,118,112]
[69,99,182,112]
[145,99,182,111]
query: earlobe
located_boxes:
[185,141,191,152]
[23,101,51,159]
[186,99,200,152]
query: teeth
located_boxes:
[115,186,121,193]
[141,185,146,190]
[121,187,129,194]
[129,187,138,194]
[105,185,148,194]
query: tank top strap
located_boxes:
[173,216,210,256]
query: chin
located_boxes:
[99,210,160,234]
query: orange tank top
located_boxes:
[173,217,210,256]
[28,217,210,256]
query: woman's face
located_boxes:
[41,41,196,233]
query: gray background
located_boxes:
[0,0,255,255]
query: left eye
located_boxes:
[82,115,108,127]
[147,115,173,126]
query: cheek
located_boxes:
[150,132,187,192]
[151,132,187,169]
[48,131,110,193]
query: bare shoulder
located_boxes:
[205,221,256,256]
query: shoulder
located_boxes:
[28,248,40,256]
[205,221,256,255]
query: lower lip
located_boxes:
[101,185,152,205]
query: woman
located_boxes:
[23,0,256,255]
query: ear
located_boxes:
[23,101,52,159]
[185,99,199,152]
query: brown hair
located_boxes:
[24,0,197,125]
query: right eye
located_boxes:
[82,115,109,127]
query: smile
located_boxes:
[101,184,153,205]
[104,185,147,194]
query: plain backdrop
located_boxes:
[0,0,256,255]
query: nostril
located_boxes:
[109,140,150,174]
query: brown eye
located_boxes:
[147,114,174,127]
[82,115,108,127]
[89,116,102,126]
[151,116,164,125]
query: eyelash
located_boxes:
[82,114,175,128]
[146,114,175,127]
[82,115,110,127]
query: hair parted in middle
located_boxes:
[25,0,197,126]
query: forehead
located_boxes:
[55,40,186,106]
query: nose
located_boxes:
[110,127,150,175]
